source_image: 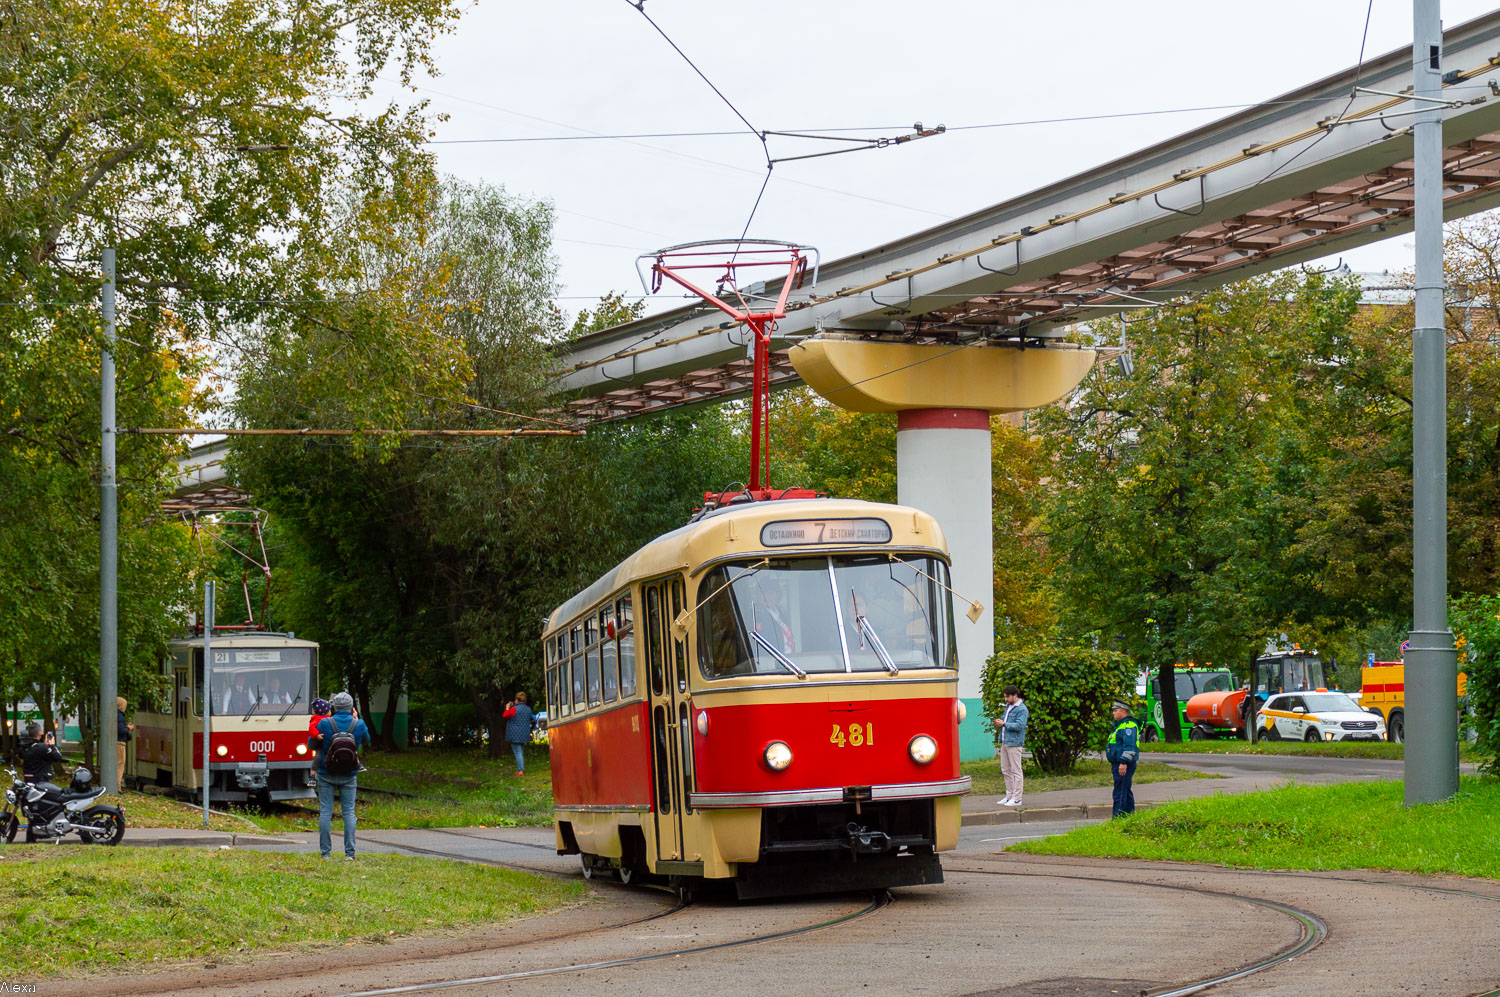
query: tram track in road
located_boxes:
[326,891,893,997]
[953,857,1500,996]
[946,864,1327,997]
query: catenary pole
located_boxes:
[99,249,118,793]
[1406,0,1460,804]
[203,580,215,827]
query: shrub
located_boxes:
[1449,593,1500,772]
[982,645,1137,773]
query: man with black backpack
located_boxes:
[309,691,371,859]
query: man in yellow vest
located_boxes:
[1105,700,1140,818]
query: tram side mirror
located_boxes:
[965,601,984,623]
[673,610,691,638]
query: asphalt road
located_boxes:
[56,815,1500,997]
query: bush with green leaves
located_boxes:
[982,646,1137,773]
[1449,593,1500,772]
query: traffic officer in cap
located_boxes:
[1105,700,1140,817]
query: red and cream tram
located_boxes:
[127,632,318,802]
[543,497,970,898]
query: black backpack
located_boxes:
[324,717,361,774]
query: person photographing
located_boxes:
[309,691,370,859]
[21,721,64,785]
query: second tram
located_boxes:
[543,496,970,898]
[127,632,318,802]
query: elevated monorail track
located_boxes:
[556,11,1500,423]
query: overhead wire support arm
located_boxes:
[766,123,948,165]
[120,427,584,437]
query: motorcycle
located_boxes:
[1,766,127,845]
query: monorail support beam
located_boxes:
[791,339,1095,760]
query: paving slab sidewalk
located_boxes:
[961,755,1335,826]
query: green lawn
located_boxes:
[962,758,1214,797]
[1012,776,1500,879]
[235,745,555,833]
[0,847,586,977]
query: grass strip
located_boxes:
[0,847,586,977]
[961,758,1214,797]
[1011,775,1500,878]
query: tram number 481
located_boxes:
[829,723,874,748]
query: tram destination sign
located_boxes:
[761,518,892,547]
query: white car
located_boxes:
[1259,691,1387,743]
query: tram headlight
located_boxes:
[908,735,938,765]
[763,741,793,771]
[215,744,228,758]
[955,701,967,723]
[295,743,308,756]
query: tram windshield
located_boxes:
[697,554,958,678]
[207,647,315,716]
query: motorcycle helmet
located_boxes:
[70,767,93,792]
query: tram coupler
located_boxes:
[844,822,894,856]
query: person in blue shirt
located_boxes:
[308,691,371,859]
[1105,700,1140,818]
[503,692,537,777]
[990,685,1029,807]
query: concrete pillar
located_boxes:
[896,409,994,761]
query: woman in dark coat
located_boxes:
[502,692,536,777]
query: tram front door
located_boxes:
[643,577,696,871]
[172,667,194,789]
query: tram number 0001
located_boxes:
[247,740,276,753]
[829,723,874,748]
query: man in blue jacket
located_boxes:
[309,691,371,859]
[991,685,1029,807]
[1105,700,1140,817]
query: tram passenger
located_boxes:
[21,721,65,785]
[502,692,537,778]
[310,691,370,860]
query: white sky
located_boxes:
[373,1,1500,321]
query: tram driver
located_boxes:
[219,672,255,715]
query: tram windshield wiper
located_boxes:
[242,687,261,722]
[750,631,807,679]
[850,588,899,675]
[278,685,304,722]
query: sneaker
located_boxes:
[1010,800,1023,808]
[998,798,1014,806]
[345,854,356,861]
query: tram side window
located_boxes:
[617,596,637,698]
[586,618,602,707]
[554,635,570,717]
[645,586,665,697]
[571,625,586,710]
[600,609,619,703]
[670,579,687,693]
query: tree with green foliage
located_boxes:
[3,0,463,761]
[1034,273,1364,739]
[982,646,1136,772]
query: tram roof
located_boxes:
[167,632,319,649]
[543,498,948,635]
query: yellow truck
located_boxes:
[1355,661,1467,743]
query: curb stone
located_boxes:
[961,801,1157,827]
